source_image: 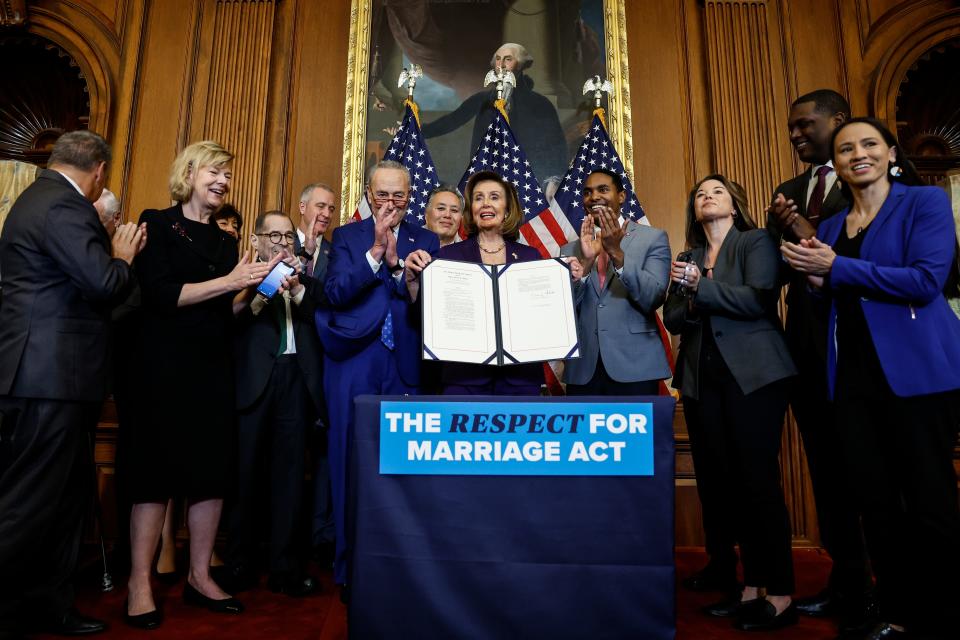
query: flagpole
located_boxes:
[404,98,421,128]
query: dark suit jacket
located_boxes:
[768,168,849,364]
[436,236,545,390]
[0,169,134,402]
[234,275,327,413]
[663,228,796,400]
[320,217,439,386]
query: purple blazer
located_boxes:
[437,236,546,392]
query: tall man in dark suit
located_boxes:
[320,160,439,588]
[0,131,144,637]
[292,182,337,564]
[767,90,873,630]
[225,211,326,597]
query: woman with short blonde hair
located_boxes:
[122,141,276,629]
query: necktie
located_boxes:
[274,294,288,355]
[597,250,609,290]
[806,165,832,225]
[380,309,395,350]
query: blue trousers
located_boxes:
[324,340,416,584]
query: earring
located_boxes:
[889,164,903,178]
[731,210,738,218]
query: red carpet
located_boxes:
[43,549,837,639]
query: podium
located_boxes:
[347,395,677,639]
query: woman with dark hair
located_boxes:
[407,170,561,394]
[664,175,798,631]
[211,203,243,240]
[782,117,960,640]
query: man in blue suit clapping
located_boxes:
[319,160,439,589]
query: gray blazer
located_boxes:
[663,227,796,400]
[560,221,672,385]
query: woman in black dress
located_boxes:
[124,141,275,628]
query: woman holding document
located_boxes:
[430,170,544,395]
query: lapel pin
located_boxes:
[511,252,518,260]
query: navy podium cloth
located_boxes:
[347,395,677,639]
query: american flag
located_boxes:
[353,103,440,224]
[457,111,575,258]
[550,113,648,231]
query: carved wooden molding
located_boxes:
[0,0,27,26]
[193,0,278,240]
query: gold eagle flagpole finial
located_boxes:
[582,75,614,127]
[484,65,516,123]
[398,65,424,126]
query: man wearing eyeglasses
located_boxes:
[222,211,327,597]
[319,160,439,592]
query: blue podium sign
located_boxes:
[349,395,677,640]
[380,401,654,475]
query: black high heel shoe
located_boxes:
[182,582,244,614]
[123,599,162,630]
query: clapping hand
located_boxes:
[780,237,836,275]
[768,193,815,240]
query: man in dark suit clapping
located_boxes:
[223,211,326,597]
[767,90,874,634]
[0,131,144,637]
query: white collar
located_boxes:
[54,170,85,197]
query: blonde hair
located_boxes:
[168,141,234,203]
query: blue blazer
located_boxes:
[436,236,545,390]
[818,182,960,398]
[317,217,439,386]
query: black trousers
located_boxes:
[566,354,660,396]
[684,368,795,595]
[790,345,870,598]
[0,397,100,629]
[226,356,313,577]
[834,383,960,635]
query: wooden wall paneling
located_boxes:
[284,0,351,231]
[259,0,297,214]
[110,0,148,220]
[190,0,278,241]
[702,0,816,544]
[121,0,202,219]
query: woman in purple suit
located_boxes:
[434,171,545,395]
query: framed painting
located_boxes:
[339,0,634,223]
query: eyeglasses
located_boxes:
[256,232,295,245]
[372,191,409,204]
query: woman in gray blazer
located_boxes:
[664,175,798,631]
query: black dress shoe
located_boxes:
[863,623,910,639]
[702,594,756,618]
[795,588,841,617]
[182,582,244,614]
[123,600,162,630]
[267,574,320,598]
[838,595,880,635]
[211,565,257,594]
[681,564,738,592]
[41,609,107,636]
[734,600,798,631]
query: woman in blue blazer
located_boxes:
[782,117,960,639]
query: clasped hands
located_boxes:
[767,193,816,240]
[670,261,701,292]
[578,204,627,275]
[369,200,403,270]
[780,237,835,288]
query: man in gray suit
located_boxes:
[561,169,671,395]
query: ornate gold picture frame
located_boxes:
[338,0,634,224]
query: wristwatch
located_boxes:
[296,246,314,260]
[388,258,404,273]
